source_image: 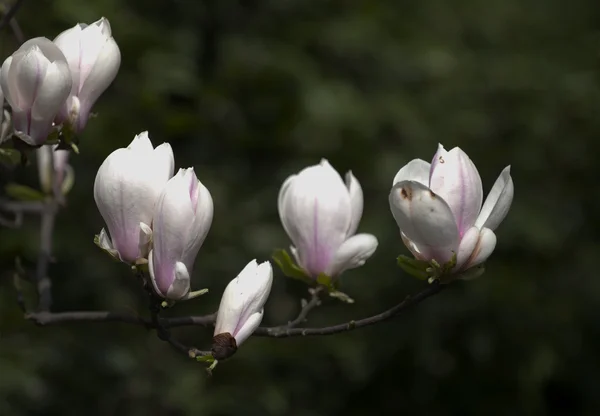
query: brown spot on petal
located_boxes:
[400,186,412,200]
[439,156,445,164]
[212,332,238,360]
[429,190,436,199]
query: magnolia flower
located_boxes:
[278,159,378,279]
[149,168,213,300]
[389,144,514,273]
[36,145,73,195]
[0,37,72,145]
[213,260,273,360]
[54,17,121,132]
[94,131,174,263]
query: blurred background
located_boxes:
[1,0,599,414]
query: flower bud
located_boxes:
[213,260,273,356]
[53,17,121,132]
[389,144,514,273]
[36,145,73,195]
[278,159,378,279]
[93,131,174,263]
[0,37,72,145]
[148,168,213,300]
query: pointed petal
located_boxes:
[345,171,363,237]
[165,262,191,300]
[475,166,514,231]
[389,180,459,263]
[325,233,378,277]
[429,144,483,235]
[31,60,72,121]
[392,158,431,186]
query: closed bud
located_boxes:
[0,37,72,145]
[213,260,273,354]
[389,144,514,274]
[278,159,378,279]
[54,17,121,133]
[93,131,174,263]
[148,168,213,300]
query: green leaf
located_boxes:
[196,355,215,363]
[0,148,21,166]
[397,255,430,280]
[4,183,46,201]
[272,249,313,284]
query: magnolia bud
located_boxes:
[278,159,378,279]
[0,37,72,145]
[148,168,213,300]
[54,17,121,132]
[213,260,273,357]
[93,131,174,263]
[36,145,73,195]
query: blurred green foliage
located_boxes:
[1,0,599,414]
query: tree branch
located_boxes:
[0,0,25,33]
[35,201,57,311]
[24,281,445,338]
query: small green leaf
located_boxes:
[0,148,21,166]
[316,273,336,291]
[397,255,430,280]
[272,249,313,284]
[4,183,46,201]
[196,355,215,363]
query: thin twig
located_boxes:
[24,281,445,338]
[0,0,26,32]
[285,286,323,328]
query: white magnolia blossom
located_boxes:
[278,159,378,279]
[94,131,174,263]
[36,145,73,195]
[0,37,72,145]
[389,144,514,273]
[54,17,121,132]
[214,260,273,349]
[149,168,214,300]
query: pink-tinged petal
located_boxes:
[277,174,296,238]
[429,144,483,236]
[461,228,497,270]
[389,180,459,264]
[455,226,480,271]
[325,233,378,277]
[233,310,263,347]
[392,158,431,187]
[475,166,514,231]
[345,171,363,237]
[278,159,351,277]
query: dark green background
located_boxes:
[1,0,599,414]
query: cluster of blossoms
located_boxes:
[0,16,515,360]
[93,135,513,354]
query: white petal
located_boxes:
[53,24,83,96]
[128,131,154,153]
[98,228,114,251]
[278,159,351,276]
[1,56,15,107]
[392,158,431,186]
[455,226,480,270]
[325,233,378,277]
[475,166,514,231]
[429,144,483,236]
[345,171,364,237]
[165,262,191,300]
[461,228,497,270]
[277,174,296,238]
[389,180,459,263]
[12,47,49,109]
[233,310,263,347]
[17,37,67,63]
[31,60,72,121]
[181,175,213,271]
